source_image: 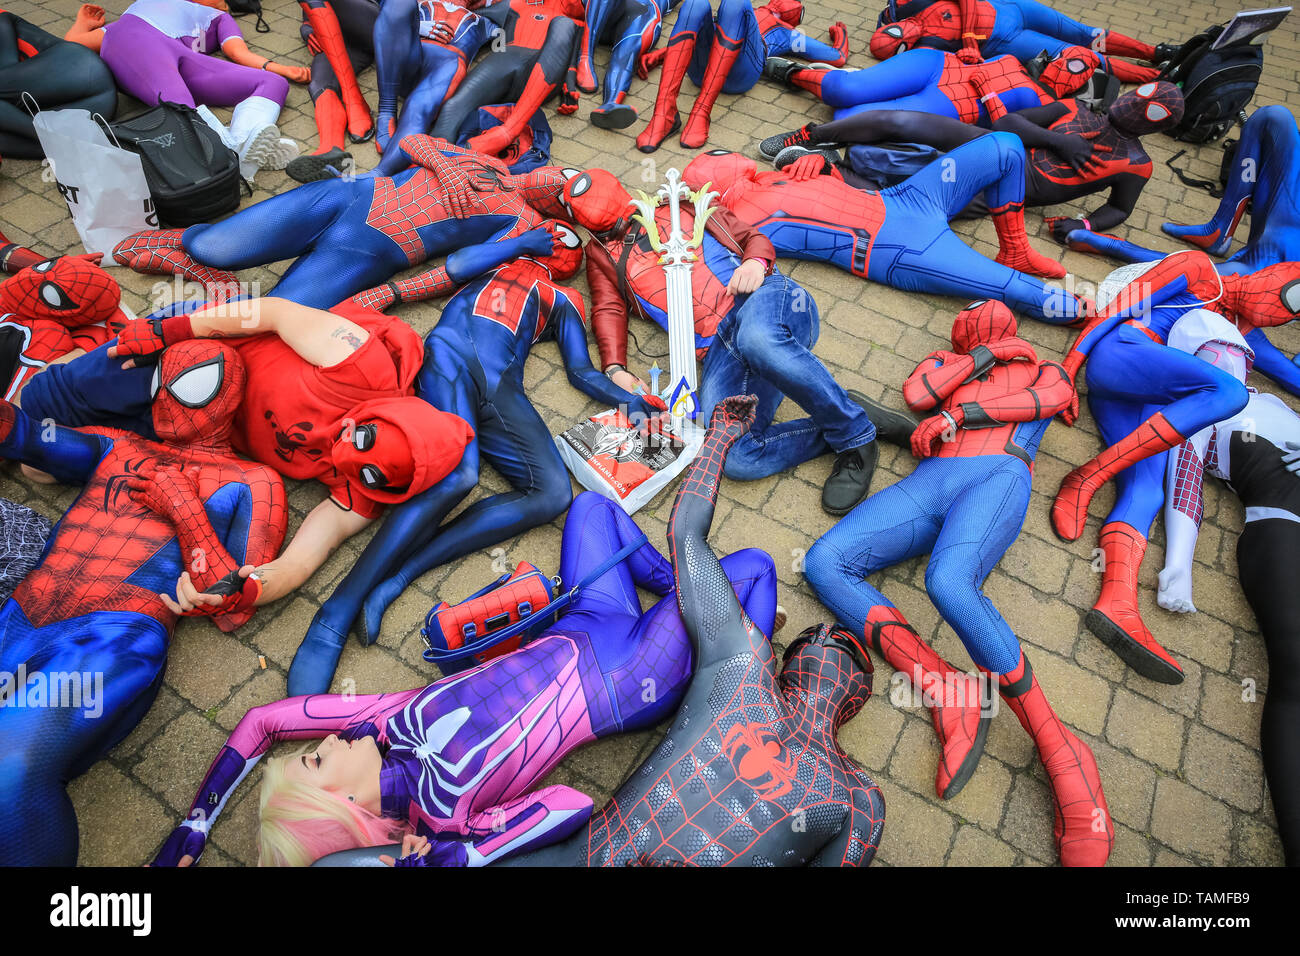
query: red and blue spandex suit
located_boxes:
[288,233,663,695]
[0,341,287,866]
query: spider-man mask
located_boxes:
[0,256,126,329]
[151,340,246,447]
[683,150,755,194]
[950,300,1017,353]
[1108,81,1184,136]
[870,20,920,57]
[1223,261,1300,328]
[538,223,584,279]
[1037,47,1099,98]
[562,169,633,234]
[332,397,475,506]
[780,623,872,726]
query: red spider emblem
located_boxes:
[722,723,797,799]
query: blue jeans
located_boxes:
[698,272,874,481]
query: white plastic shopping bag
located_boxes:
[556,409,705,515]
[32,107,155,257]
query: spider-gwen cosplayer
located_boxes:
[288,226,667,694]
[65,0,306,177]
[284,0,382,182]
[1066,106,1300,281]
[872,0,1159,83]
[1157,310,1300,865]
[0,340,288,865]
[111,138,568,310]
[805,300,1113,867]
[681,142,1086,323]
[575,0,678,129]
[417,0,584,161]
[765,45,1097,124]
[636,0,847,151]
[0,256,129,401]
[0,10,116,160]
[759,81,1184,243]
[153,489,778,866]
[366,0,492,172]
[566,169,880,515]
[1052,250,1300,684]
[503,397,886,867]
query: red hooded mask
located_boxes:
[0,256,127,329]
[562,169,634,234]
[331,397,474,507]
[151,340,246,448]
[1038,47,1100,98]
[951,299,1018,353]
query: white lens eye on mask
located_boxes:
[1146,103,1170,123]
[1281,279,1300,314]
[165,356,223,408]
[1136,82,1157,97]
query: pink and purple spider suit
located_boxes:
[152,490,777,866]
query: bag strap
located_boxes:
[422,533,650,665]
[92,113,124,150]
[19,91,40,118]
[1165,149,1225,197]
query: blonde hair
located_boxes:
[257,744,412,866]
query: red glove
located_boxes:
[637,47,667,80]
[784,152,828,181]
[1059,385,1080,427]
[911,408,963,458]
[112,313,195,364]
[985,336,1038,364]
[351,283,399,311]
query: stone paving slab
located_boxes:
[1,0,1295,867]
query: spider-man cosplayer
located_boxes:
[1052,250,1300,684]
[502,396,886,867]
[154,489,778,866]
[416,0,584,161]
[66,0,306,177]
[1157,310,1300,865]
[761,81,1184,242]
[0,498,49,604]
[765,45,1098,124]
[0,256,129,401]
[872,0,1159,83]
[0,340,288,865]
[804,300,1113,867]
[288,226,667,694]
[682,141,1086,323]
[636,0,848,151]
[1066,106,1300,280]
[283,0,384,182]
[566,169,880,514]
[0,10,116,160]
[111,138,568,310]
[366,0,493,173]
[575,0,678,129]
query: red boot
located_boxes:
[636,30,695,152]
[995,653,1113,866]
[991,200,1066,279]
[309,89,347,156]
[1106,59,1160,83]
[1099,30,1155,61]
[827,21,849,66]
[112,230,241,302]
[467,61,558,157]
[1086,522,1184,683]
[680,28,742,149]
[865,606,990,799]
[1052,411,1185,541]
[301,1,373,142]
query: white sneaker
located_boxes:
[240,125,299,171]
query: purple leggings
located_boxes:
[100,14,287,108]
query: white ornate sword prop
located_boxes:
[630,167,718,428]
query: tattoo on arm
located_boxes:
[330,325,366,351]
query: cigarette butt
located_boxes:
[258,655,267,670]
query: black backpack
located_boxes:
[111,102,246,228]
[1159,25,1263,143]
[226,0,269,33]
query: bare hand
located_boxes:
[609,368,650,395]
[268,62,311,84]
[380,834,431,866]
[726,259,766,296]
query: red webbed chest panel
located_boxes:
[471,260,576,341]
[619,206,737,339]
[14,437,278,628]
[936,359,1043,460]
[1035,104,1152,185]
[942,55,1044,123]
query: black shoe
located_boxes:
[591,103,638,130]
[822,443,878,516]
[759,123,822,161]
[286,148,353,183]
[763,55,804,85]
[773,144,842,174]
[848,389,920,447]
